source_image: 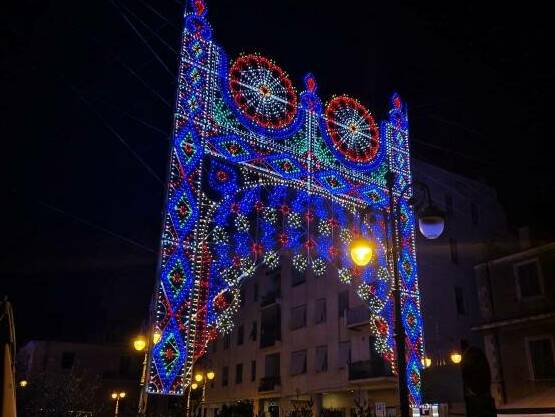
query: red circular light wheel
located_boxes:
[324,96,380,164]
[229,55,298,130]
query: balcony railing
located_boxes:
[259,327,281,348]
[261,290,281,307]
[348,359,392,380]
[346,305,370,328]
[258,376,281,392]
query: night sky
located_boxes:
[2,0,553,344]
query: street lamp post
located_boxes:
[132,335,149,417]
[111,391,126,417]
[350,171,445,417]
[134,330,162,417]
[386,171,445,417]
[188,370,215,417]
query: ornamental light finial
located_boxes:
[304,73,318,93]
[193,0,206,16]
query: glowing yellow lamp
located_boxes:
[119,392,126,399]
[133,336,146,352]
[195,373,204,382]
[111,393,118,399]
[19,380,28,388]
[421,357,432,368]
[450,352,462,364]
[191,382,199,390]
[350,238,374,266]
[206,371,215,380]
[152,330,162,345]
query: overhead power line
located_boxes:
[114,0,178,54]
[79,89,170,138]
[110,0,175,78]
[67,82,164,185]
[136,0,182,31]
[37,199,156,254]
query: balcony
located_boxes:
[261,290,281,308]
[346,305,370,329]
[259,327,281,348]
[348,359,392,381]
[258,376,281,392]
[260,304,281,348]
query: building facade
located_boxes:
[473,240,555,412]
[201,160,510,417]
[413,160,511,366]
[17,341,144,417]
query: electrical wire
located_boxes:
[110,0,175,78]
[37,199,156,254]
[75,87,170,138]
[114,0,178,55]
[136,0,182,31]
[67,83,164,185]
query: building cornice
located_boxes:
[471,311,555,332]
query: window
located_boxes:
[445,193,453,215]
[338,341,351,368]
[254,283,259,302]
[338,291,349,317]
[292,269,306,286]
[237,325,244,346]
[290,305,307,330]
[251,360,256,381]
[516,260,543,299]
[265,353,280,377]
[61,352,75,370]
[471,202,479,226]
[454,287,466,315]
[315,298,327,324]
[315,345,328,372]
[235,363,243,384]
[223,333,231,350]
[449,238,458,264]
[240,286,246,307]
[260,305,281,348]
[250,321,258,341]
[528,338,555,379]
[290,350,307,375]
[222,366,229,386]
[266,267,282,287]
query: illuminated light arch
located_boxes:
[147,0,424,405]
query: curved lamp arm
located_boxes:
[385,171,433,220]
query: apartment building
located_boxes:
[473,239,555,413]
[202,160,510,417]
